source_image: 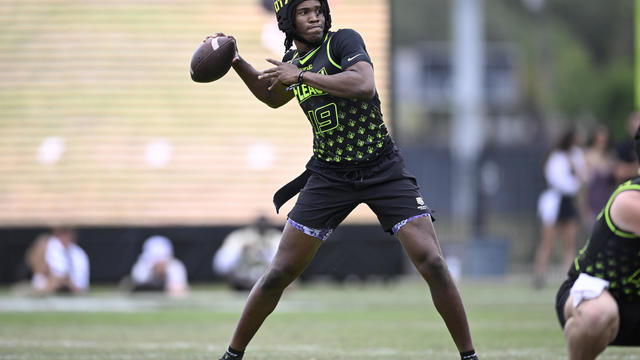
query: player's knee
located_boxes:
[581,305,617,334]
[259,267,295,292]
[570,302,618,345]
[415,252,448,279]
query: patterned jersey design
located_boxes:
[569,177,640,303]
[282,29,391,164]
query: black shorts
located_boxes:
[288,151,431,236]
[556,277,640,346]
[556,195,578,223]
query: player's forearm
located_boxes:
[302,68,375,100]
[232,57,289,107]
[232,57,270,100]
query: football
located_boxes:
[190,36,235,83]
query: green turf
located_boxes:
[0,278,638,359]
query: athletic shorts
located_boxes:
[556,276,640,346]
[288,151,432,237]
[556,195,578,223]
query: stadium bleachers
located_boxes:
[0,0,389,226]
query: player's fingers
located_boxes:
[262,67,278,74]
[202,33,225,42]
[227,35,237,47]
[203,32,226,42]
[265,58,282,66]
[257,72,276,80]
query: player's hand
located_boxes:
[203,32,227,42]
[204,33,240,63]
[259,58,300,91]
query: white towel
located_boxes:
[571,273,610,308]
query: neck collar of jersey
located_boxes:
[295,33,329,66]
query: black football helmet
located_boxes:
[274,0,331,47]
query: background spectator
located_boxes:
[25,226,89,295]
[534,127,586,288]
[582,124,615,225]
[213,216,280,291]
[614,111,640,184]
[124,235,189,296]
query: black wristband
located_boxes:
[286,70,307,91]
[297,70,307,84]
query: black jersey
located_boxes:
[567,177,640,303]
[281,29,393,166]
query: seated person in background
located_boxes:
[25,226,90,295]
[556,124,640,359]
[127,235,189,296]
[213,216,281,291]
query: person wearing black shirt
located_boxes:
[211,1,478,359]
[556,124,640,359]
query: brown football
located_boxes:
[190,36,235,83]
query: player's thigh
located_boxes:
[564,290,619,341]
[396,215,443,261]
[269,222,323,276]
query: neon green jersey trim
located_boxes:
[604,181,640,238]
[326,35,342,70]
[574,236,591,272]
[298,33,329,66]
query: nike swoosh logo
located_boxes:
[347,54,363,62]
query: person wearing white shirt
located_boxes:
[535,128,586,288]
[213,216,281,291]
[128,235,189,296]
[27,226,89,295]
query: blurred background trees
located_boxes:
[392,0,634,139]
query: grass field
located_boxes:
[0,277,638,360]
